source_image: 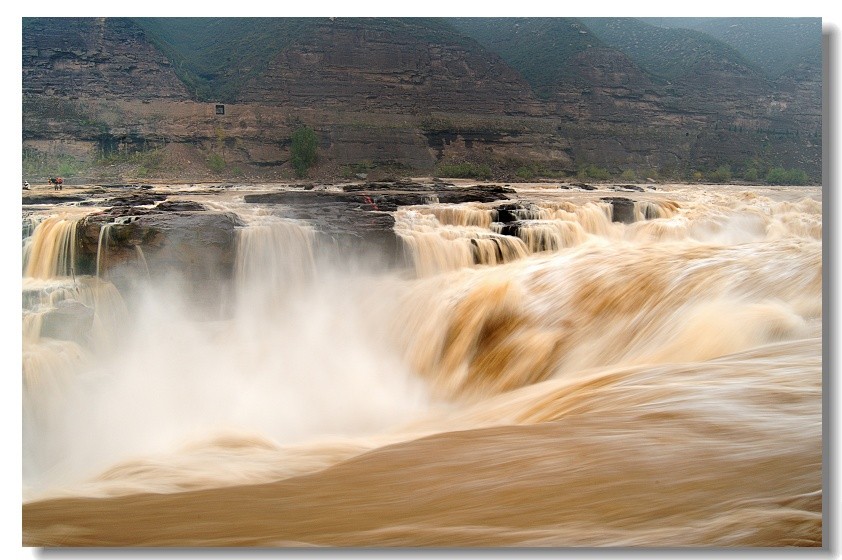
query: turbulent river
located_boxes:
[21,181,822,547]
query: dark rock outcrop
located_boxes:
[22,194,88,205]
[491,203,541,223]
[76,207,244,312]
[601,197,636,224]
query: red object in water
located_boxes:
[363,195,378,210]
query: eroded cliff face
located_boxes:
[21,17,822,183]
[548,43,822,178]
[22,18,191,101]
[237,20,545,117]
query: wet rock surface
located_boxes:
[609,184,647,192]
[58,180,514,305]
[601,197,636,224]
[245,181,513,209]
[74,201,244,312]
[22,194,89,205]
[492,203,539,223]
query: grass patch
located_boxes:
[515,166,537,180]
[207,153,226,173]
[290,126,318,178]
[620,169,638,181]
[23,149,86,179]
[577,164,611,181]
[707,165,732,183]
[766,167,809,185]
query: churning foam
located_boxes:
[21,185,823,547]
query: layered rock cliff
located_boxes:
[237,19,543,116]
[22,17,191,101]
[21,17,823,184]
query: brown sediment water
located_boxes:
[21,183,822,547]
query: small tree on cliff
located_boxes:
[290,126,318,178]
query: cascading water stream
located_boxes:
[234,216,318,312]
[96,222,113,280]
[21,184,823,547]
[22,202,430,497]
[24,216,80,279]
[395,199,623,275]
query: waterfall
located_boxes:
[395,209,528,276]
[20,184,823,548]
[96,223,113,280]
[396,200,628,275]
[499,220,589,253]
[392,238,820,401]
[421,204,494,228]
[234,217,318,312]
[23,216,81,279]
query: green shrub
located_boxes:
[290,125,318,178]
[207,153,226,173]
[743,167,759,182]
[784,168,809,185]
[765,167,809,185]
[708,165,732,183]
[577,164,611,181]
[766,167,787,184]
[620,169,637,181]
[436,162,492,180]
[515,166,536,180]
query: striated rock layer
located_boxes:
[21,17,822,183]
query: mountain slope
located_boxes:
[133,17,502,106]
[580,17,763,83]
[448,18,605,98]
[234,17,541,114]
[21,17,823,183]
[22,17,190,100]
[132,17,318,102]
[640,17,822,78]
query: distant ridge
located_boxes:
[639,17,822,78]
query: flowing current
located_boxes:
[21,183,822,547]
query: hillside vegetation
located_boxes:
[580,18,760,81]
[133,17,817,101]
[133,18,317,102]
[448,18,603,97]
[640,17,822,78]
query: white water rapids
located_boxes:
[19,182,824,547]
